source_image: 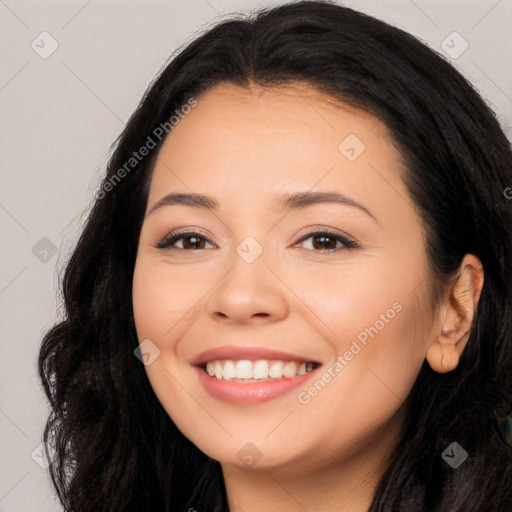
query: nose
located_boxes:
[205,248,289,324]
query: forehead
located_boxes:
[146,81,408,219]
[141,82,430,284]
[188,81,375,127]
[152,83,400,169]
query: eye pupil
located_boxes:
[312,235,336,250]
[184,235,203,250]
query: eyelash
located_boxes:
[156,230,359,252]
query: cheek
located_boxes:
[132,257,202,341]
[275,250,429,344]
[131,258,193,410]
[283,257,432,400]
[293,293,430,459]
[323,286,432,418]
[363,298,429,381]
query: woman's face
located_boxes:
[132,82,441,474]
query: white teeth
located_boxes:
[214,361,223,380]
[253,360,269,379]
[269,361,283,378]
[283,362,298,378]
[235,360,253,379]
[223,360,236,379]
[203,359,317,381]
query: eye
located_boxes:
[156,231,215,250]
[156,229,359,252]
[295,230,359,252]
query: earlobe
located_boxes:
[425,254,484,374]
[426,340,460,373]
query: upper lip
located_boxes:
[190,346,321,366]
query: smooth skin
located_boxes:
[132,82,484,512]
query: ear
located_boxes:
[425,254,484,373]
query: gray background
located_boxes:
[1,0,511,510]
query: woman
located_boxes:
[38,1,512,510]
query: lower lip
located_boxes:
[193,365,321,405]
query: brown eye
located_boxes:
[311,234,337,250]
[156,232,215,250]
[181,234,207,250]
[296,231,358,252]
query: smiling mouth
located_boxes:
[201,359,320,382]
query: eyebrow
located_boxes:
[146,191,378,223]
